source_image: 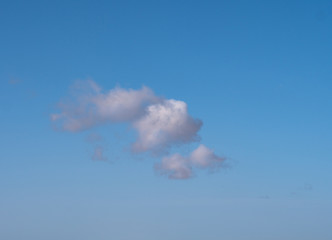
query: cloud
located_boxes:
[52,80,225,179]
[86,132,103,143]
[52,80,201,154]
[258,195,270,199]
[155,153,193,179]
[155,144,226,179]
[92,146,107,161]
[303,183,313,191]
[290,183,314,197]
[132,99,202,153]
[51,80,160,132]
[8,78,21,85]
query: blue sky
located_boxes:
[1,0,332,239]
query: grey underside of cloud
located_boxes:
[155,144,226,179]
[51,80,226,179]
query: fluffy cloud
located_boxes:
[155,153,193,179]
[51,80,160,132]
[52,80,225,179]
[132,99,202,153]
[52,80,201,154]
[92,85,159,122]
[190,144,225,168]
[155,144,226,179]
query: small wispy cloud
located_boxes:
[8,78,21,85]
[303,183,313,191]
[92,146,107,161]
[290,183,314,197]
[51,80,226,179]
[86,132,104,143]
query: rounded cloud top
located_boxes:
[51,80,226,179]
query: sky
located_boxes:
[1,0,332,239]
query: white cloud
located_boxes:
[190,144,224,168]
[51,80,160,132]
[132,99,202,153]
[155,153,192,179]
[52,80,225,180]
[93,85,159,122]
[155,144,225,179]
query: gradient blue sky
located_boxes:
[1,0,332,239]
